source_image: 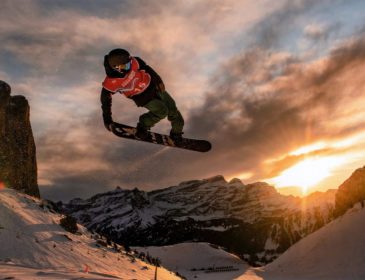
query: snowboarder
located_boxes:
[100,48,185,142]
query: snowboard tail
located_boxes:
[111,122,211,152]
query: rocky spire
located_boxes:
[0,80,40,197]
[335,166,365,217]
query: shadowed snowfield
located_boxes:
[136,204,365,280]
[0,189,179,280]
[1,187,365,279]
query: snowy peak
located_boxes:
[63,176,336,266]
[148,177,294,221]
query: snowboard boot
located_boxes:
[170,131,184,144]
[136,123,150,140]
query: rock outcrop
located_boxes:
[0,80,39,197]
[335,166,365,217]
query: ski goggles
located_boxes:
[113,61,131,72]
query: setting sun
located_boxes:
[269,156,346,194]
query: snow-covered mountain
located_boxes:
[130,203,365,280]
[62,176,336,265]
[0,188,180,280]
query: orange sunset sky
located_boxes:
[2,0,365,201]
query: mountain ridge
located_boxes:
[62,175,336,265]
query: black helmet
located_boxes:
[107,48,131,68]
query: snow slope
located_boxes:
[133,204,365,280]
[261,204,365,280]
[0,189,180,280]
[238,203,365,280]
[134,242,249,280]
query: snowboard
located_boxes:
[111,122,211,152]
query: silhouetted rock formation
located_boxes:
[0,80,39,197]
[335,166,365,217]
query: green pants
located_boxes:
[138,91,184,134]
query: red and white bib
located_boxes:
[102,57,151,98]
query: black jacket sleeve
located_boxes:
[100,87,113,125]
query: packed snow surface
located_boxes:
[2,186,364,279]
[136,205,365,280]
[258,204,365,280]
[0,189,180,280]
[134,242,249,280]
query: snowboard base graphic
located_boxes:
[111,122,211,152]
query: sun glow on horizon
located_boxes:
[269,156,347,194]
[227,172,254,182]
[266,130,365,194]
[289,141,327,156]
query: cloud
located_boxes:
[304,22,342,42]
[183,25,365,183]
[0,0,280,92]
[248,0,321,49]
[3,0,365,200]
[40,172,114,202]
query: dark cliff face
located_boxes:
[335,166,365,217]
[0,80,39,197]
